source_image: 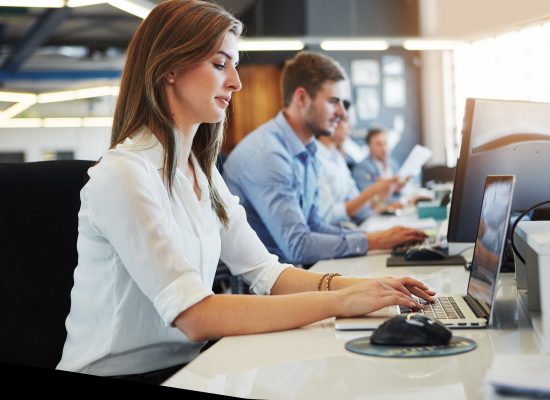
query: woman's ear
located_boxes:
[166,71,176,84]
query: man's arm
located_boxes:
[239,150,367,265]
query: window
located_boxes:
[449,21,550,164]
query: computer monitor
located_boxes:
[447,98,550,244]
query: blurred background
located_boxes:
[0,0,549,168]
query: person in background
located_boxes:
[352,128,404,209]
[56,0,434,384]
[316,118,398,227]
[223,52,426,266]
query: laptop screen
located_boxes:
[466,175,515,313]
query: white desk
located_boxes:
[164,255,541,399]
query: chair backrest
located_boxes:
[0,160,95,369]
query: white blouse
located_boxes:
[57,127,291,376]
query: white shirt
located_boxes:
[374,158,394,179]
[57,127,290,376]
[316,141,371,226]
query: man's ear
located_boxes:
[292,87,310,108]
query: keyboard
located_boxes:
[399,297,466,320]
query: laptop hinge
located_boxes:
[463,295,488,319]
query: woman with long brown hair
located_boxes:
[57,0,434,384]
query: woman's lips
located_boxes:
[215,96,230,108]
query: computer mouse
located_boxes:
[370,314,452,346]
[404,246,446,261]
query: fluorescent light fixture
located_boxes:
[37,91,77,103]
[67,0,107,7]
[108,0,153,19]
[0,91,37,103]
[0,117,113,128]
[403,40,462,50]
[0,0,64,6]
[37,86,119,103]
[0,118,41,128]
[238,40,304,52]
[320,40,389,51]
[74,86,114,99]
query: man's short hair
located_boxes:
[281,51,346,108]
[365,128,386,144]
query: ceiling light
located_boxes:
[0,117,114,128]
[403,40,462,50]
[108,0,153,19]
[0,0,64,6]
[37,86,119,103]
[320,40,389,51]
[37,91,77,103]
[67,0,107,7]
[0,118,41,128]
[238,40,304,52]
[0,91,37,103]
[74,86,115,99]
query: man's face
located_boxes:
[369,132,388,162]
[303,80,348,137]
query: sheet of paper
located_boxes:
[397,144,432,178]
[486,354,550,395]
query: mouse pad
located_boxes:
[345,336,477,358]
[386,255,467,267]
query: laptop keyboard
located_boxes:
[399,297,465,320]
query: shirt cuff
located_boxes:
[245,263,293,295]
[344,231,368,255]
[154,272,214,326]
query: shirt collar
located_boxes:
[119,126,190,171]
[275,111,317,160]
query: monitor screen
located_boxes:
[447,98,550,243]
[467,176,515,311]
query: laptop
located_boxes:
[336,175,516,330]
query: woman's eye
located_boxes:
[214,63,226,70]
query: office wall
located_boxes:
[0,127,109,162]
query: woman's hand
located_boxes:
[334,277,435,318]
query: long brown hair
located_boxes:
[111,0,242,226]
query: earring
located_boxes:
[169,78,175,84]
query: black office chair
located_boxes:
[0,160,95,369]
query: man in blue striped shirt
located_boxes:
[223,52,426,266]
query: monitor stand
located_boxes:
[447,242,474,256]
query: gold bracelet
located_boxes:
[325,273,343,291]
[317,273,331,291]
